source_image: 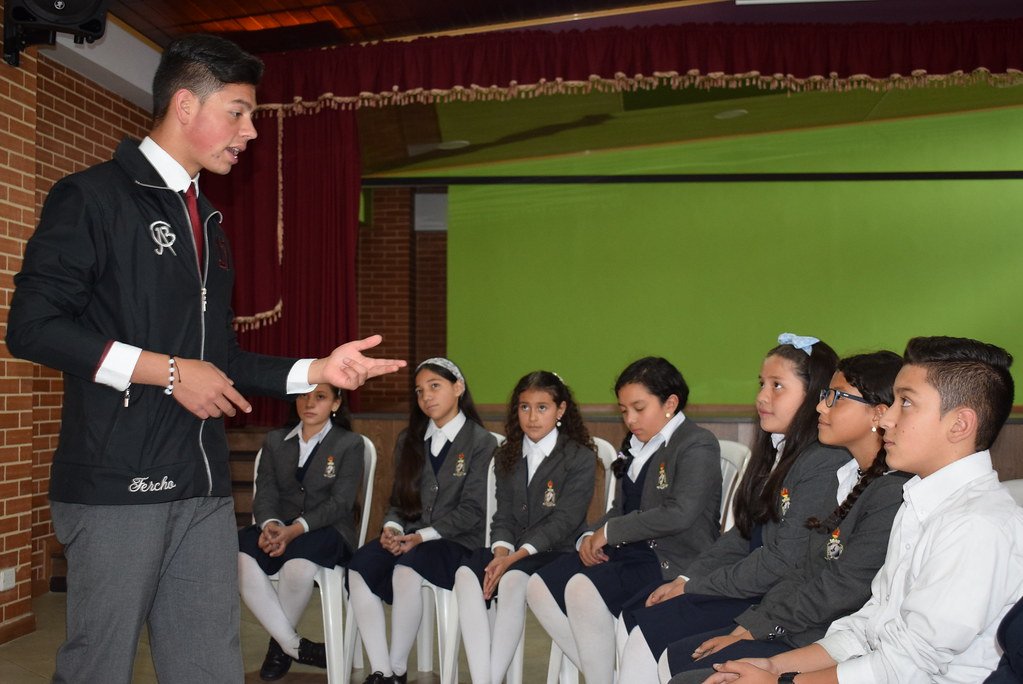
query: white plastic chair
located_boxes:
[543,436,618,684]
[718,440,752,532]
[416,431,505,684]
[253,433,376,684]
[1003,478,1023,506]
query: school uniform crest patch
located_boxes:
[656,462,669,490]
[780,487,791,516]
[543,480,557,507]
[324,455,336,479]
[453,453,467,477]
[825,528,844,561]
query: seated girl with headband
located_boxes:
[346,358,498,684]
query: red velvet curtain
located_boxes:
[203,115,282,330]
[215,19,1022,425]
[256,21,1023,106]
[206,108,361,426]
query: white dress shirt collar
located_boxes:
[524,428,559,483]
[425,411,466,456]
[284,421,333,468]
[627,410,686,481]
[770,433,786,467]
[902,450,993,522]
[835,457,860,504]
[139,136,198,194]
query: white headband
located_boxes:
[416,357,464,382]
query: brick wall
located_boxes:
[0,25,40,642]
[414,229,447,364]
[355,188,449,412]
[0,23,149,642]
[356,188,415,412]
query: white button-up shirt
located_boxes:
[819,450,1023,683]
[627,411,686,481]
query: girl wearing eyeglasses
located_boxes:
[615,334,851,684]
[657,350,911,684]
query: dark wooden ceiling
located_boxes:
[106,0,1023,54]
[107,0,674,53]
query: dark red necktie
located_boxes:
[183,184,203,266]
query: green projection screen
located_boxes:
[443,108,1023,406]
[447,180,1023,406]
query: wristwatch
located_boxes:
[778,674,800,683]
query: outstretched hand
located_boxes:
[310,335,406,390]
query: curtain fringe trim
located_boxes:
[254,68,1023,115]
[233,300,284,331]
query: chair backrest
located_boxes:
[357,435,378,546]
[484,459,498,547]
[483,432,505,547]
[718,439,752,532]
[592,437,618,512]
[1003,478,1023,507]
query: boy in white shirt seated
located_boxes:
[698,336,1023,684]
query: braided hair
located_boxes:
[806,351,903,532]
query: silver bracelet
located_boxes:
[164,356,176,395]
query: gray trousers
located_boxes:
[51,496,243,684]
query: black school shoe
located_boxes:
[296,637,327,669]
[258,639,292,681]
[362,673,391,684]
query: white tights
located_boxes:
[564,574,617,684]
[618,624,660,684]
[237,553,318,658]
[525,573,581,668]
[454,567,530,684]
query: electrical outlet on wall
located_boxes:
[0,567,15,592]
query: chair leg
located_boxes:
[435,587,460,684]
[547,641,579,684]
[342,589,360,684]
[316,566,347,684]
[418,586,435,672]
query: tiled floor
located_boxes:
[0,591,559,683]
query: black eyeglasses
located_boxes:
[819,388,871,408]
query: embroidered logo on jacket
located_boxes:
[324,456,336,479]
[543,480,557,507]
[780,487,791,516]
[149,221,177,256]
[453,453,466,477]
[825,528,844,561]
[129,476,176,493]
[656,462,669,490]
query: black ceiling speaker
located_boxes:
[4,0,111,67]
